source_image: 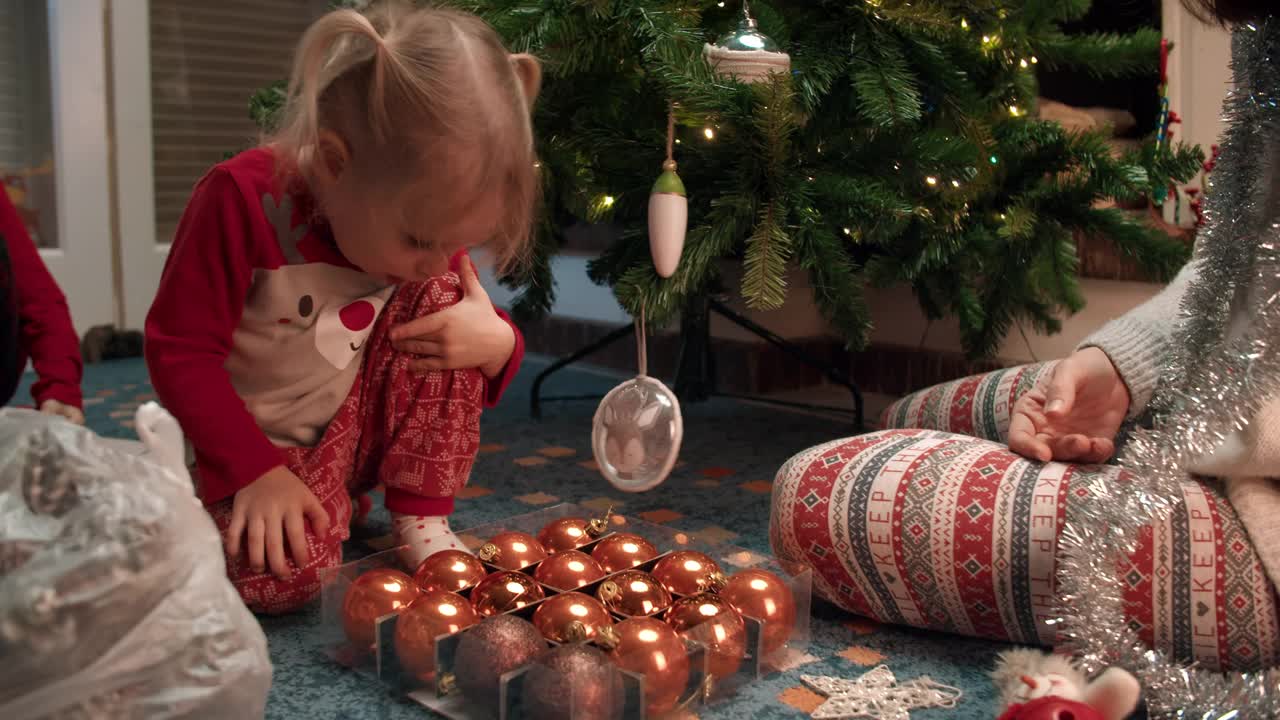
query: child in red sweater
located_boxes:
[145,2,539,613]
[0,188,83,423]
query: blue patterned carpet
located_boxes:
[15,356,1012,719]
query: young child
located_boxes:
[145,1,540,614]
[0,186,84,422]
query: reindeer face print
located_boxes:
[314,293,387,370]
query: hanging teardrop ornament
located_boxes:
[648,109,687,279]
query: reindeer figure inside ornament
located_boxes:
[592,372,681,492]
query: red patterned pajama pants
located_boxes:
[206,278,485,614]
[771,363,1280,672]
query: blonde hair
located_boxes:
[270,1,541,273]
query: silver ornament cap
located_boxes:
[716,2,780,52]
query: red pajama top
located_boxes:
[145,148,522,506]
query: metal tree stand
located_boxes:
[530,294,865,430]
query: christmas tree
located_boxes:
[252,0,1204,360]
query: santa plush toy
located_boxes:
[991,649,1142,720]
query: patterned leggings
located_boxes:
[771,363,1280,672]
[205,277,485,615]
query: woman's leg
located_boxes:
[879,363,1057,443]
[771,430,1280,671]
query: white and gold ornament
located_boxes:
[648,109,687,278]
[703,1,791,84]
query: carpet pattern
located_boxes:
[13,357,1012,719]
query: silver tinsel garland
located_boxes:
[1054,18,1280,719]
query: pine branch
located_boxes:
[741,200,792,310]
[1022,0,1091,25]
[1035,29,1162,80]
[849,34,923,126]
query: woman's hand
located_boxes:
[1008,348,1131,464]
[225,465,330,580]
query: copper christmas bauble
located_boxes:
[453,615,547,716]
[596,570,672,617]
[470,570,545,616]
[479,531,548,570]
[393,590,479,681]
[605,617,690,715]
[536,517,603,553]
[651,550,724,596]
[412,549,487,593]
[532,592,614,643]
[590,533,659,573]
[665,593,747,680]
[533,550,606,590]
[342,568,421,651]
[524,644,626,720]
[719,569,795,656]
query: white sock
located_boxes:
[392,513,466,569]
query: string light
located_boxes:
[960,18,969,30]
[703,127,715,140]
[999,213,1007,220]
[1008,104,1020,116]
[843,227,852,235]
[982,35,990,43]
[951,179,961,188]
[893,162,901,171]
[1020,58,1029,68]
[1031,56,1038,64]
[603,195,616,207]
[989,155,999,164]
[925,176,938,186]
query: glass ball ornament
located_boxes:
[533,550,607,590]
[341,568,421,652]
[412,549,487,594]
[531,592,614,643]
[719,569,795,656]
[478,531,548,570]
[590,533,660,574]
[596,570,673,617]
[592,376,682,493]
[393,590,479,681]
[523,644,626,720]
[651,550,724,596]
[665,593,747,680]
[536,516,606,552]
[600,617,690,716]
[470,571,545,616]
[451,615,547,717]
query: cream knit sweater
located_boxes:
[1081,257,1280,588]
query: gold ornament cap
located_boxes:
[478,543,500,563]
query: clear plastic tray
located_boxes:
[318,504,812,718]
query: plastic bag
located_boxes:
[0,405,271,719]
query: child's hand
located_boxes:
[1008,348,1130,464]
[389,256,516,378]
[39,399,84,425]
[225,465,330,580]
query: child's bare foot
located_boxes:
[392,514,465,569]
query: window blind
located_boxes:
[150,0,318,243]
[0,1,29,170]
